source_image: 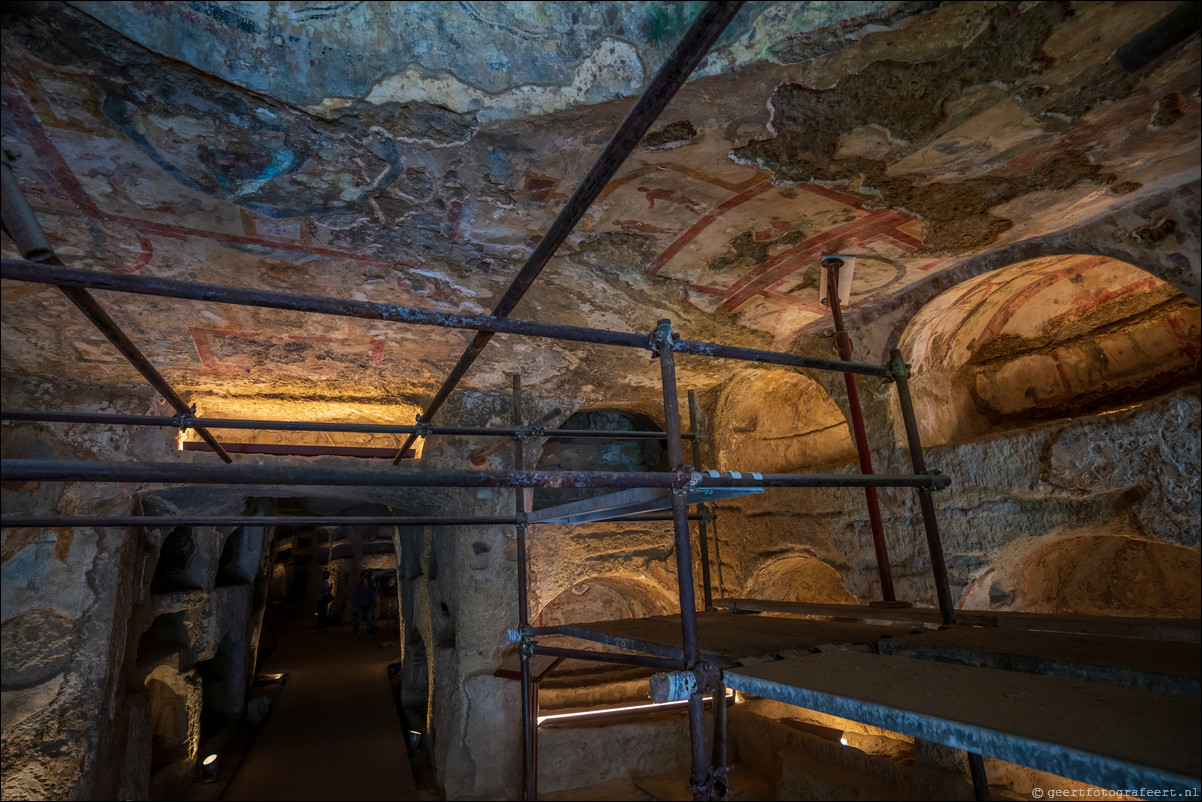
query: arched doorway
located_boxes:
[896,254,1199,446]
[533,409,669,510]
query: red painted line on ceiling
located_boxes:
[3,69,397,272]
[595,162,766,208]
[759,288,828,314]
[796,182,868,210]
[1,71,101,216]
[645,180,774,275]
[114,215,395,265]
[1047,275,1161,326]
[1165,313,1202,361]
[1047,350,1075,405]
[189,327,385,377]
[972,255,1113,347]
[116,232,157,274]
[715,211,914,314]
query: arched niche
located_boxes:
[533,409,668,510]
[742,554,857,605]
[215,528,255,587]
[897,254,1200,446]
[712,369,855,472]
[195,633,245,743]
[143,665,199,778]
[151,528,205,594]
[136,612,190,668]
[959,532,1201,618]
[535,574,677,627]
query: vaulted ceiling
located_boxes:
[2,1,1198,421]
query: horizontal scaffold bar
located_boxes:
[0,260,892,378]
[0,459,951,490]
[0,516,520,528]
[0,409,697,440]
[530,644,683,671]
[0,512,701,528]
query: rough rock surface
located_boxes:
[2,2,1200,800]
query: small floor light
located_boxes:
[200,753,219,783]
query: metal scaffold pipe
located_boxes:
[0,163,233,463]
[0,408,698,441]
[391,0,748,465]
[823,257,895,602]
[0,459,952,490]
[0,259,892,379]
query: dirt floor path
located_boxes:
[222,612,418,801]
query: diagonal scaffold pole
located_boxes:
[512,374,538,801]
[0,161,232,463]
[823,257,895,601]
[390,0,746,464]
[654,319,712,801]
[0,259,892,379]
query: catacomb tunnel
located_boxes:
[1,2,1200,801]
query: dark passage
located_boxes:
[222,613,419,801]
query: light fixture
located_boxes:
[840,736,849,746]
[199,753,219,782]
[537,689,735,726]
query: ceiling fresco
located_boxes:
[1,1,1198,417]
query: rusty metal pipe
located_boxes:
[391,1,747,463]
[0,161,52,262]
[968,752,991,801]
[1,408,698,441]
[711,514,725,600]
[655,320,710,801]
[687,691,709,801]
[0,165,231,463]
[529,671,540,798]
[0,459,951,490]
[0,512,701,528]
[0,515,519,528]
[520,647,535,801]
[712,681,728,777]
[687,390,713,610]
[529,645,682,671]
[470,407,559,466]
[0,259,891,378]
[824,259,895,601]
[512,376,538,802]
[890,349,956,626]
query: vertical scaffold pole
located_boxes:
[655,320,710,801]
[889,350,956,626]
[687,390,713,610]
[513,375,537,800]
[824,258,895,601]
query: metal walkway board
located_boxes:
[725,650,1201,796]
[880,625,1201,694]
[716,598,1202,642]
[552,611,920,666]
[527,486,761,524]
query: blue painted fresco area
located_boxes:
[73,1,725,106]
[1,537,52,594]
[72,0,912,113]
[101,83,402,219]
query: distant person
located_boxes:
[352,570,377,639]
[317,571,333,633]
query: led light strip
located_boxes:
[537,689,736,726]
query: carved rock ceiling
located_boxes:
[1,1,1199,420]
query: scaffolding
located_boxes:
[1,3,1198,800]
